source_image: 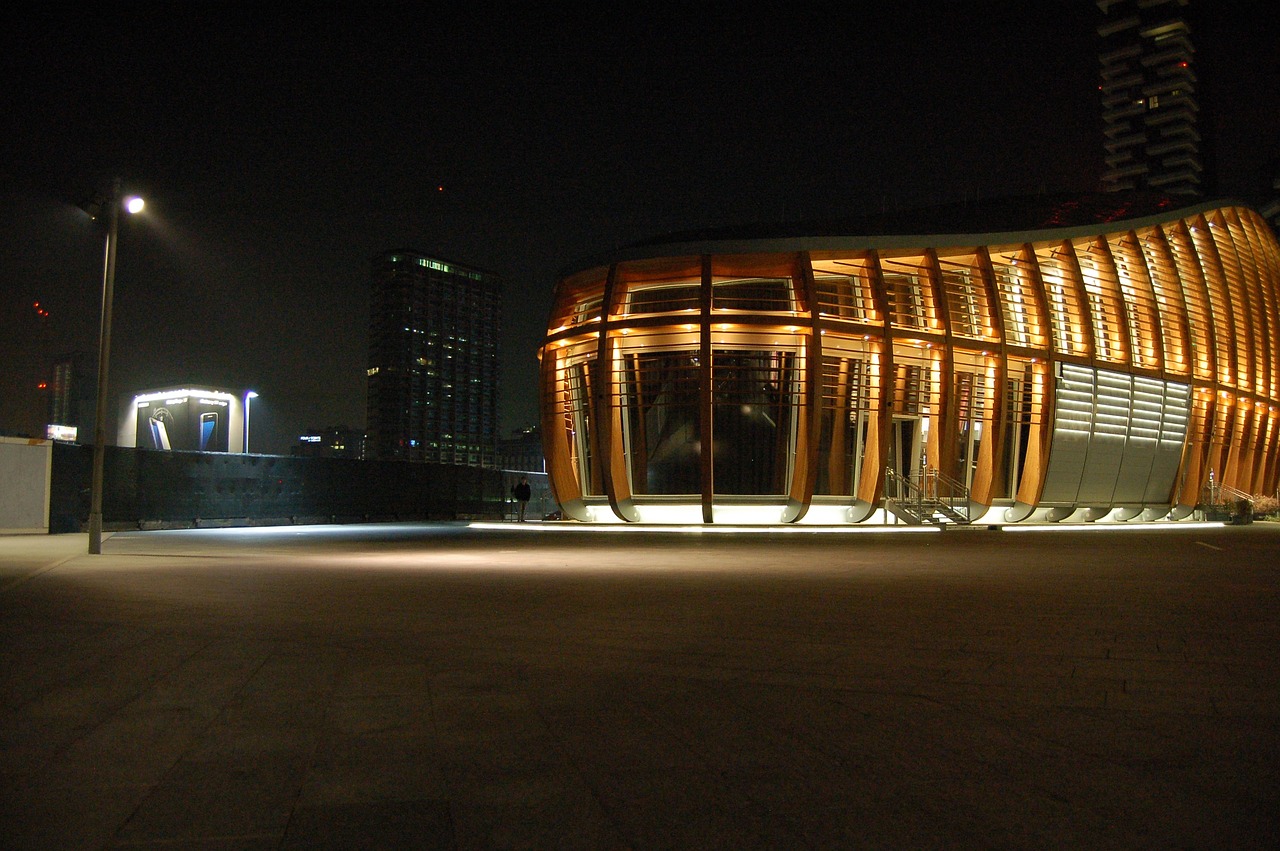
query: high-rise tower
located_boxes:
[46,350,94,440]
[366,250,501,466]
[1097,0,1201,195]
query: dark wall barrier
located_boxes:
[49,444,506,532]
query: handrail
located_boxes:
[884,466,919,503]
[1219,484,1253,503]
[885,466,971,524]
[1202,478,1253,507]
[927,468,971,521]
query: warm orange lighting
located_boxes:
[543,203,1280,524]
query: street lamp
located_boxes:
[244,391,259,453]
[86,178,144,554]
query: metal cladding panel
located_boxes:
[1146,379,1191,504]
[1078,369,1130,504]
[1042,366,1191,510]
[1040,364,1095,505]
[1112,374,1164,504]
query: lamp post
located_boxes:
[244,391,259,453]
[87,179,143,554]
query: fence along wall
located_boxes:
[48,443,506,532]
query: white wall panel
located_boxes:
[0,437,51,534]
[1040,364,1095,505]
[1078,369,1130,503]
[1146,380,1191,504]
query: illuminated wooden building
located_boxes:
[538,196,1280,524]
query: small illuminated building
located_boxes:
[119,387,252,453]
[538,195,1280,524]
[294,425,364,459]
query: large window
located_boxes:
[563,358,597,495]
[1076,237,1128,365]
[937,254,995,342]
[711,349,799,495]
[990,250,1044,349]
[625,282,701,316]
[711,277,794,313]
[812,256,878,323]
[618,350,702,495]
[881,256,939,332]
[1035,244,1090,358]
[1002,357,1041,500]
[952,355,994,491]
[816,351,875,496]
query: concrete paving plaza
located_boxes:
[1,520,1277,849]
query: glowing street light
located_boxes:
[85,178,144,555]
[244,391,259,453]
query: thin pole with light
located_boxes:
[244,391,259,453]
[87,178,144,554]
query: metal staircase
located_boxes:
[1200,478,1255,524]
[884,467,972,526]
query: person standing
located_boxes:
[513,476,532,522]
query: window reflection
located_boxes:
[712,350,798,495]
[816,354,873,496]
[619,350,701,494]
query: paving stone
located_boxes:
[0,523,1277,848]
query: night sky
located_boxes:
[2,3,1276,454]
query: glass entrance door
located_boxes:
[889,416,923,479]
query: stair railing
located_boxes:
[885,466,972,524]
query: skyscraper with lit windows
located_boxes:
[1097,0,1201,196]
[46,350,94,441]
[366,250,500,466]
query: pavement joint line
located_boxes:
[0,552,81,594]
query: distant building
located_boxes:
[293,425,364,459]
[46,351,95,441]
[499,425,545,473]
[1097,0,1202,196]
[366,250,501,467]
[1264,157,1280,233]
